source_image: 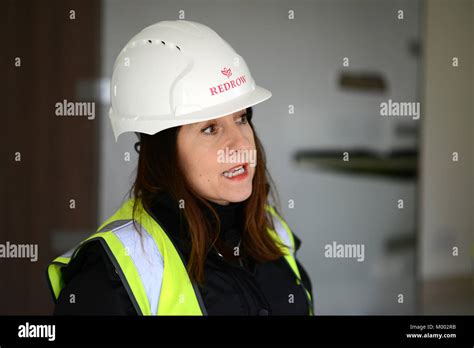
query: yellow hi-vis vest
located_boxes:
[47,198,314,315]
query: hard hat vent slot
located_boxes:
[157,40,181,52]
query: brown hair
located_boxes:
[129,107,285,285]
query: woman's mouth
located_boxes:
[222,163,249,181]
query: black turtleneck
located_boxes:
[148,190,249,268]
[206,199,244,247]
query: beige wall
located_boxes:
[420,0,473,278]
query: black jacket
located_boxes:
[53,192,314,315]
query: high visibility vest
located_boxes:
[47,198,314,315]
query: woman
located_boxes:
[47,20,314,316]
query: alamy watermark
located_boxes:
[380,99,420,120]
[324,241,365,262]
[55,99,95,120]
[0,241,38,262]
[18,322,55,341]
[217,147,257,167]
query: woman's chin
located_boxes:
[221,186,253,203]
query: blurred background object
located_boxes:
[2,0,472,315]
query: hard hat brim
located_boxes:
[110,85,272,141]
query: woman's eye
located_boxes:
[238,114,248,124]
[201,115,247,136]
[201,124,217,135]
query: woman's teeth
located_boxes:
[223,165,245,178]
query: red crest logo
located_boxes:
[221,67,232,79]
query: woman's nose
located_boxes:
[225,123,252,150]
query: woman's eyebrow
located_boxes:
[193,111,246,129]
[192,119,215,132]
[234,110,247,117]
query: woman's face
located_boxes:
[177,109,256,206]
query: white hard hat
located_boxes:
[108,20,272,141]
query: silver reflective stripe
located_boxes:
[59,220,134,260]
[61,247,75,259]
[112,221,164,315]
[98,219,134,233]
[271,213,294,254]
